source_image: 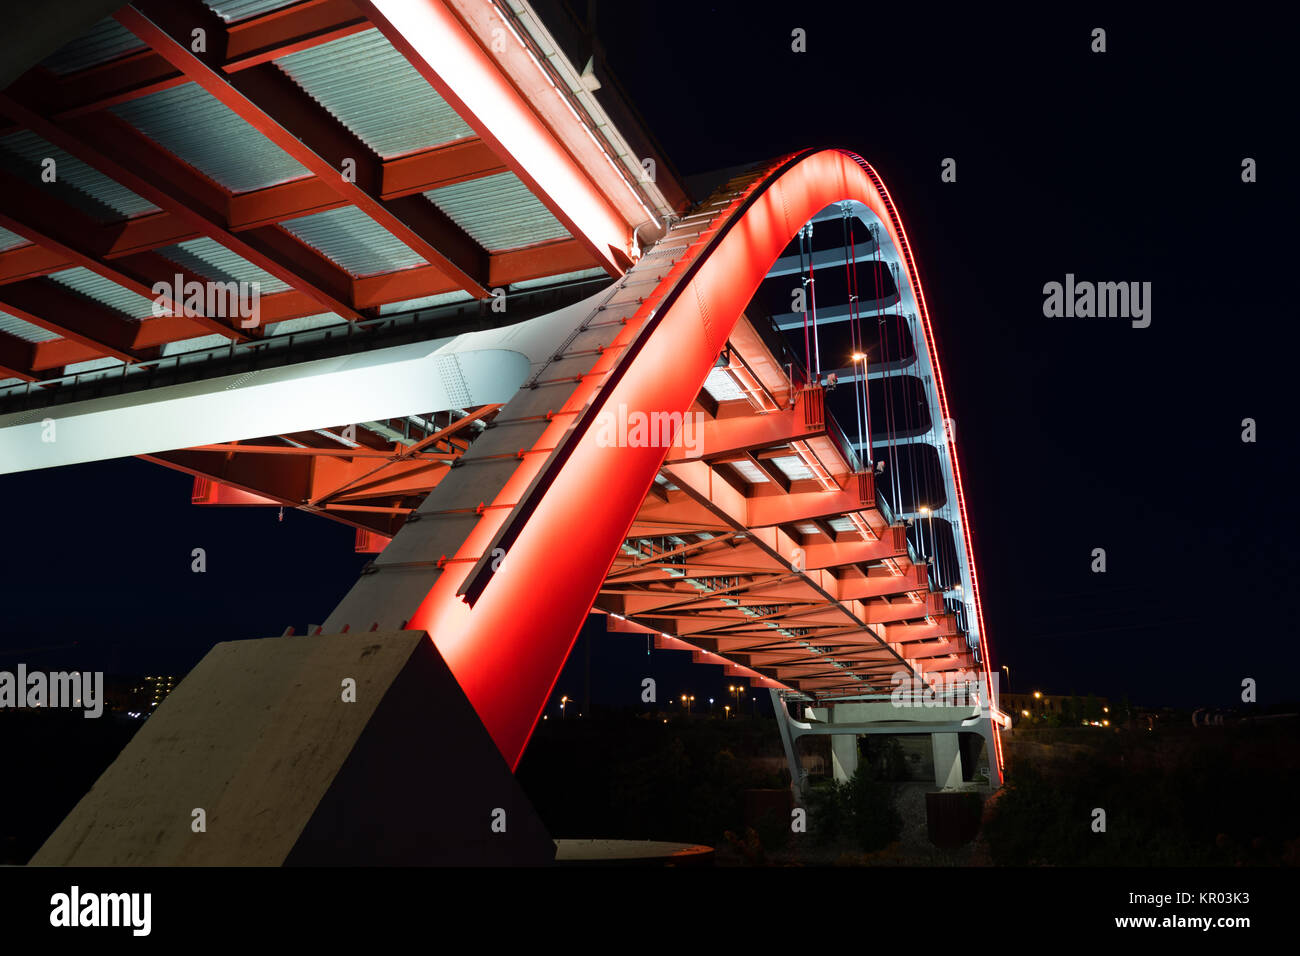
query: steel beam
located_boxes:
[0,279,143,362]
[118,1,492,297]
[34,0,369,118]
[0,91,365,321]
[358,0,631,274]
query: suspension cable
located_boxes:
[807,222,820,377]
[900,308,930,566]
[797,226,811,376]
[841,207,863,458]
[875,229,900,512]
[898,298,921,549]
[848,209,871,468]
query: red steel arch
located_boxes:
[403,148,997,770]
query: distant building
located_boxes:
[1002,692,1111,727]
[101,674,179,716]
[144,675,177,711]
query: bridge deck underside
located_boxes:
[594,312,974,697]
[0,0,681,387]
[1,149,993,765]
[166,305,976,697]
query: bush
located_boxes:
[983,731,1300,866]
[807,757,903,852]
[845,769,903,851]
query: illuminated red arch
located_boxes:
[406,148,997,771]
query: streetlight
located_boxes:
[917,505,938,560]
[849,352,869,454]
[560,695,568,719]
[709,697,714,714]
[724,705,731,720]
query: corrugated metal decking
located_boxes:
[159,238,292,296]
[0,228,31,254]
[203,0,299,23]
[275,29,474,159]
[0,310,62,343]
[280,206,427,277]
[48,267,156,319]
[0,131,160,221]
[425,172,569,251]
[39,17,145,75]
[111,84,311,193]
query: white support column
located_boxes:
[769,689,806,804]
[830,734,859,783]
[932,732,963,789]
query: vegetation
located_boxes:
[517,712,786,846]
[985,722,1300,865]
[806,739,904,852]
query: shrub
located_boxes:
[807,760,902,852]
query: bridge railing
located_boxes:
[0,276,611,413]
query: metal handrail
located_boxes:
[0,276,610,412]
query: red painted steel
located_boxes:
[358,0,632,275]
[390,149,997,772]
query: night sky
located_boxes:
[0,3,1292,712]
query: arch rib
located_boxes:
[336,149,999,772]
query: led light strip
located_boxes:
[490,0,662,228]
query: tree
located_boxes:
[807,755,903,852]
[1083,694,1103,723]
[846,766,902,851]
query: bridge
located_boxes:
[1,0,1005,864]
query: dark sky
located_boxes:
[586,1,1295,708]
[0,4,1292,711]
